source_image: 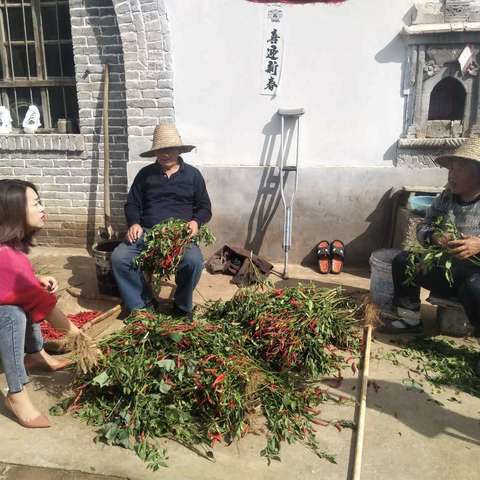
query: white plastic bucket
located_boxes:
[369,248,402,309]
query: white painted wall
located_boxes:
[166,0,414,167]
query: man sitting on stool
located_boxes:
[111,123,212,319]
[381,138,480,373]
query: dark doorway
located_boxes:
[428,77,466,121]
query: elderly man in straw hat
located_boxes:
[381,137,480,366]
[111,123,211,319]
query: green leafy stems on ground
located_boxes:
[380,337,480,398]
[52,284,363,470]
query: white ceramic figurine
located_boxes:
[0,106,13,134]
[22,105,41,134]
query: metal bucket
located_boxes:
[91,240,122,296]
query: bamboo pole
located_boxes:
[103,64,113,239]
[352,322,373,480]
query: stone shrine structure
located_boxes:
[398,0,480,166]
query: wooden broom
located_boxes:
[352,302,379,480]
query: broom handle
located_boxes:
[103,64,112,237]
[352,323,373,480]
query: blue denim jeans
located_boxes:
[0,305,43,393]
[111,236,204,313]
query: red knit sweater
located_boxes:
[0,245,57,322]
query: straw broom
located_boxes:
[351,301,379,480]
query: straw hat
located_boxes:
[436,137,480,168]
[140,123,195,157]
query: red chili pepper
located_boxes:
[211,373,226,388]
[311,418,329,427]
[208,432,222,447]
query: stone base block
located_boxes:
[428,296,475,337]
[438,306,475,337]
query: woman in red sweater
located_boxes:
[0,179,82,428]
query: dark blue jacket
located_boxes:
[124,159,212,228]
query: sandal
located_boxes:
[316,241,330,274]
[330,240,345,274]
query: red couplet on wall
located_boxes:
[246,0,346,4]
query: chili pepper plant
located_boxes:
[132,218,215,290]
[54,285,360,470]
[405,217,480,287]
[203,284,360,378]
[55,310,341,470]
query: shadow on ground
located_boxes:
[341,378,480,447]
[62,255,120,311]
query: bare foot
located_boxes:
[24,349,71,371]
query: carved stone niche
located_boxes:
[398,1,480,167]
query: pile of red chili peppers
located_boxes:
[41,310,100,340]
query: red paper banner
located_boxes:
[247,1,346,4]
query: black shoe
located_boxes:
[145,297,161,312]
[172,304,193,322]
[118,306,130,321]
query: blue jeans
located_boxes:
[0,306,43,393]
[111,236,204,313]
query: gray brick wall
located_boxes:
[0,0,174,247]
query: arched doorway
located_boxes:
[428,77,466,121]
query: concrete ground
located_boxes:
[0,247,479,480]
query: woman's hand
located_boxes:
[38,276,58,293]
[448,235,480,259]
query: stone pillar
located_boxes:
[411,45,427,138]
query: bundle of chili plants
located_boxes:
[405,216,480,287]
[54,309,337,470]
[202,284,360,378]
[132,218,215,289]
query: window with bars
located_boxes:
[0,0,79,133]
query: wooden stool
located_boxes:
[427,296,475,337]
